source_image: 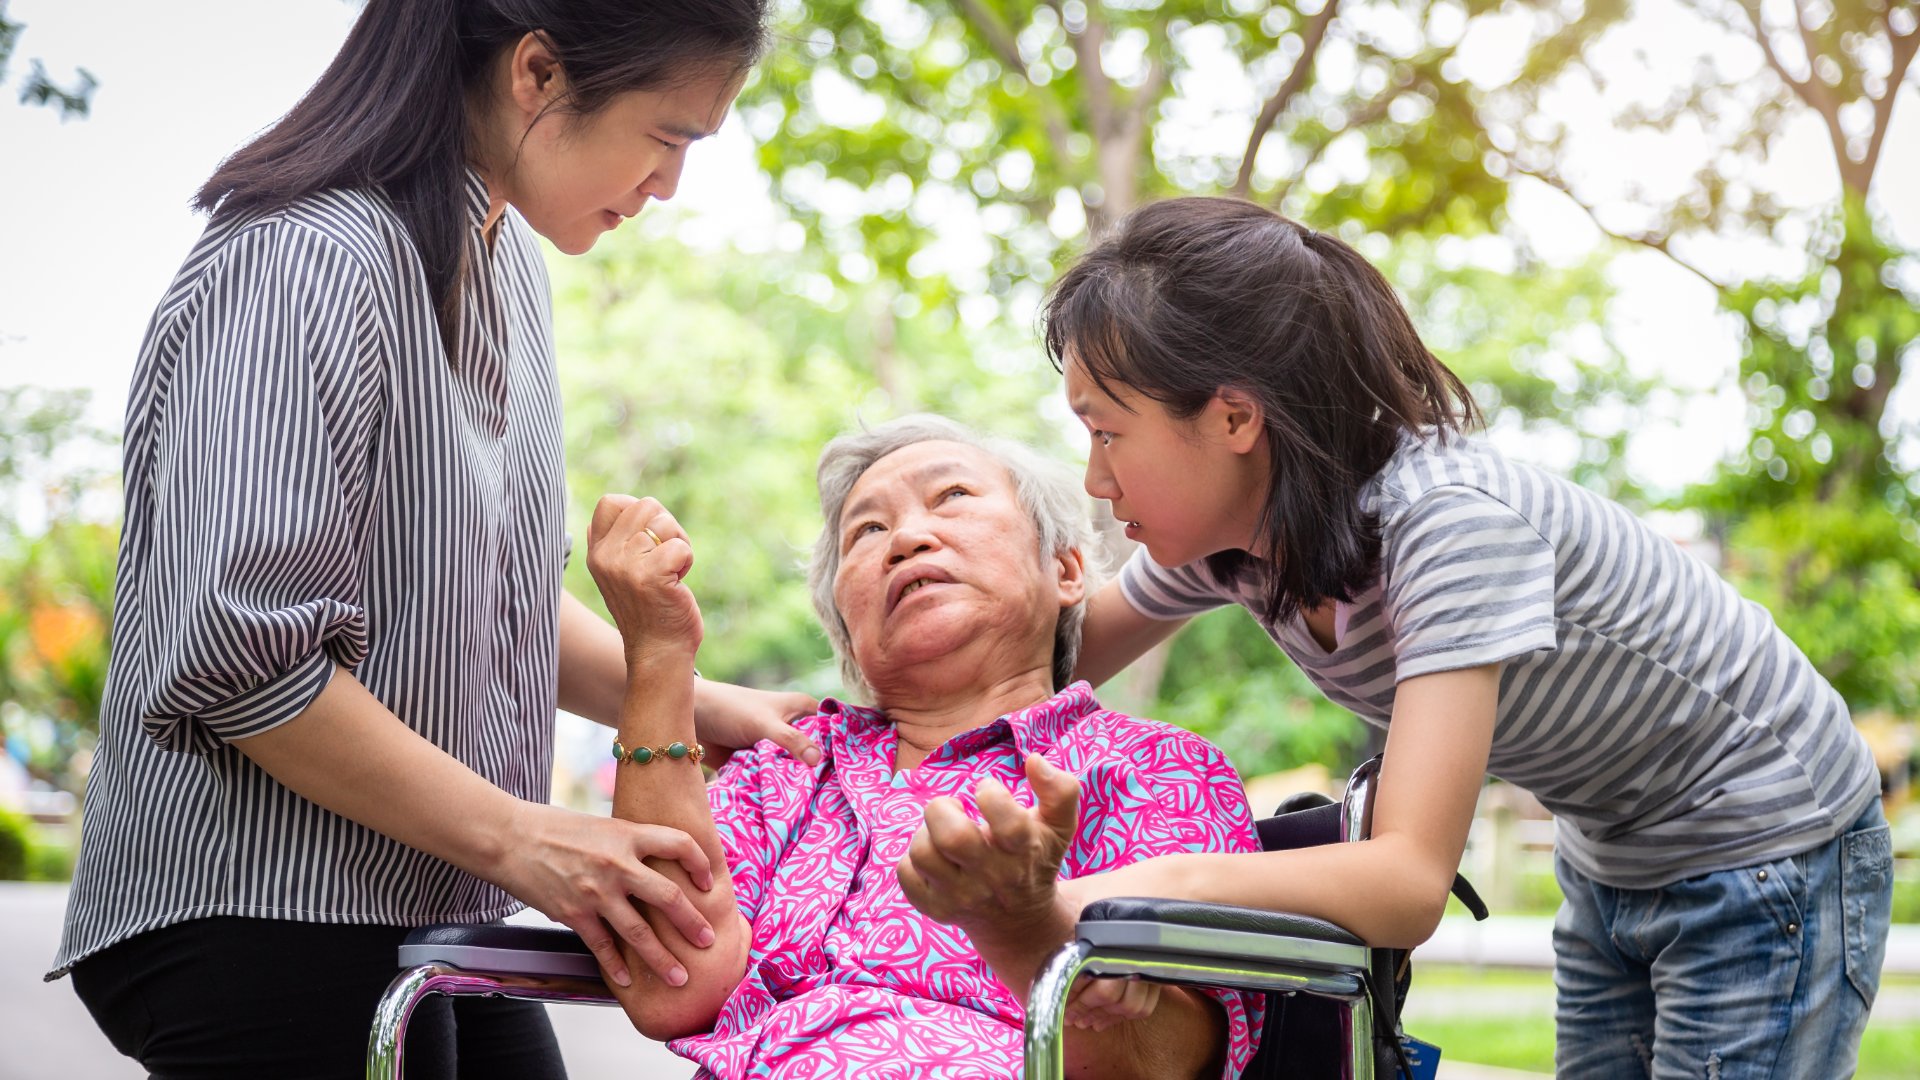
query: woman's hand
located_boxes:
[1068,975,1164,1030]
[897,753,1080,936]
[897,754,1082,999]
[489,800,717,989]
[586,495,702,664]
[693,678,821,769]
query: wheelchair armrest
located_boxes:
[397,923,602,980]
[1077,897,1368,972]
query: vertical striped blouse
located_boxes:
[52,171,567,976]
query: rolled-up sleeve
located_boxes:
[136,221,381,753]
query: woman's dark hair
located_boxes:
[1043,196,1480,626]
[195,0,769,354]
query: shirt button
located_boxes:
[1757,869,1769,882]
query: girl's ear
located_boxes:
[1054,547,1088,609]
[1212,386,1266,455]
[507,32,569,120]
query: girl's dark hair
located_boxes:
[1043,197,1480,626]
[195,0,769,353]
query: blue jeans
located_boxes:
[1552,802,1893,1078]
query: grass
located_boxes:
[1405,1017,1556,1071]
[1403,965,1920,1077]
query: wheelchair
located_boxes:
[366,755,1486,1079]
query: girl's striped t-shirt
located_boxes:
[1120,431,1878,889]
[52,172,567,976]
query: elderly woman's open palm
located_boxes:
[587,495,704,659]
[897,753,1080,933]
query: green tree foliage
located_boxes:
[738,0,1622,310]
[546,223,1638,776]
[731,0,1657,774]
[0,385,100,533]
[1156,607,1369,779]
[2,0,107,792]
[0,389,116,796]
[1492,0,1920,710]
[0,806,29,880]
[0,521,116,786]
[550,226,1065,693]
[0,0,95,117]
[17,1,1909,799]
[1383,237,1661,501]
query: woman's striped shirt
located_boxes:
[1120,431,1878,889]
[52,171,566,976]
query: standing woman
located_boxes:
[51,1,820,1076]
[1036,198,1892,1077]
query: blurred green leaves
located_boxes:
[0,389,116,795]
[0,0,94,118]
[4,0,1914,797]
[550,226,1065,692]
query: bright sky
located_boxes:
[2,0,1915,503]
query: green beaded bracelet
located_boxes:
[611,738,705,766]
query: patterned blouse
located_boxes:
[667,682,1264,1079]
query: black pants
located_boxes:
[70,916,567,1080]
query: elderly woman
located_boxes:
[582,415,1264,1078]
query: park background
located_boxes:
[1,0,1917,1075]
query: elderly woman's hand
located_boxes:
[1067,974,1164,1030]
[897,753,1080,935]
[587,495,702,663]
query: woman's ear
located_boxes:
[1054,547,1088,609]
[506,31,569,121]
[1211,386,1265,455]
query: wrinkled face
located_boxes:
[1065,356,1264,568]
[503,67,741,255]
[831,441,1079,694]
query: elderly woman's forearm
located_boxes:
[608,651,750,1039]
[609,653,717,852]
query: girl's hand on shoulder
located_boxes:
[491,799,718,990]
[587,495,702,662]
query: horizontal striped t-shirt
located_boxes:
[1120,431,1877,889]
[52,170,567,976]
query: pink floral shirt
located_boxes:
[667,682,1264,1079]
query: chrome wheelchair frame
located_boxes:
[368,755,1462,1080]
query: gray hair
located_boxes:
[809,414,1105,700]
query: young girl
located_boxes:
[53,1,820,1074]
[1046,197,1892,1076]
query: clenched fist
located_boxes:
[586,495,702,664]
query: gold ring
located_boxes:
[642,526,663,548]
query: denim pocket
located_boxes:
[1840,821,1893,1008]
[1741,850,1808,941]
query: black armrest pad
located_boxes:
[1080,897,1364,947]
[402,924,593,955]
[1255,801,1341,851]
